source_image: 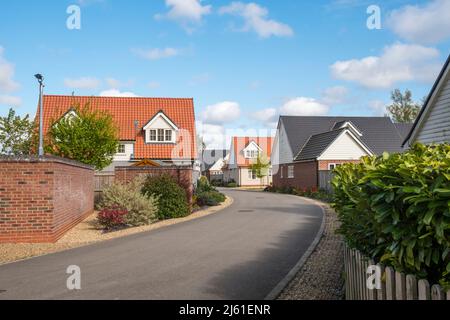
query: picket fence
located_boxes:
[344,244,450,300]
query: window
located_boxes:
[149,130,157,142]
[157,129,165,142]
[245,149,259,158]
[288,165,294,178]
[280,166,283,178]
[328,163,336,170]
[165,130,172,142]
[117,144,126,154]
[248,169,257,180]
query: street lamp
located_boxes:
[35,74,44,157]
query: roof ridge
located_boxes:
[43,94,194,100]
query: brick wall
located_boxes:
[273,161,318,190]
[115,166,193,204]
[317,159,361,170]
[0,156,94,243]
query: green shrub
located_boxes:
[142,173,190,219]
[211,180,224,187]
[99,176,158,227]
[196,191,226,206]
[332,143,450,287]
[227,182,237,188]
[197,176,215,193]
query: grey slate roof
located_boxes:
[280,116,405,158]
[394,123,414,140]
[201,149,228,171]
[295,128,345,161]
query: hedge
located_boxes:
[332,143,450,288]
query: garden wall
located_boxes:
[114,166,193,204]
[0,156,94,243]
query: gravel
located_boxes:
[0,196,233,265]
[277,203,345,300]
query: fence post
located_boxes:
[395,271,406,300]
[418,279,430,300]
[431,284,445,300]
[367,259,377,300]
[385,267,396,300]
[376,264,386,300]
[406,274,418,300]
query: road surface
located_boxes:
[0,189,323,300]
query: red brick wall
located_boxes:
[273,161,318,190]
[318,160,361,170]
[0,157,94,243]
[115,166,193,204]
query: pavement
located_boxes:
[0,189,323,300]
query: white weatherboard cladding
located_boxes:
[318,131,369,160]
[209,157,225,172]
[415,76,450,144]
[113,143,134,161]
[272,122,293,165]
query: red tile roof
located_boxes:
[38,95,197,160]
[231,136,274,167]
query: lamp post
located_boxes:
[35,74,44,157]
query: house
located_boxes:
[403,54,450,147]
[271,116,411,191]
[224,136,274,187]
[201,149,229,182]
[40,95,197,172]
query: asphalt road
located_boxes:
[0,189,323,300]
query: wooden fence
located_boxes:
[344,243,449,300]
[94,172,115,203]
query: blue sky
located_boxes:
[0,0,449,148]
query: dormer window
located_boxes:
[243,141,263,159]
[143,111,179,144]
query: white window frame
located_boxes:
[280,166,284,178]
[143,112,179,144]
[248,169,257,180]
[288,165,294,179]
[117,144,126,154]
[149,129,157,142]
[328,163,336,170]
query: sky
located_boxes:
[0,0,449,148]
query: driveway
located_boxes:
[0,189,323,300]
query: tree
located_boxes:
[386,89,421,123]
[249,154,271,186]
[46,103,119,170]
[0,108,35,156]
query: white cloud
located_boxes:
[321,86,349,105]
[219,2,294,38]
[0,47,20,93]
[99,89,139,97]
[253,107,278,123]
[202,101,241,124]
[196,121,227,149]
[330,43,441,89]
[132,47,179,60]
[279,97,329,116]
[0,95,21,107]
[387,0,450,45]
[64,77,100,89]
[369,100,387,116]
[155,0,211,32]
